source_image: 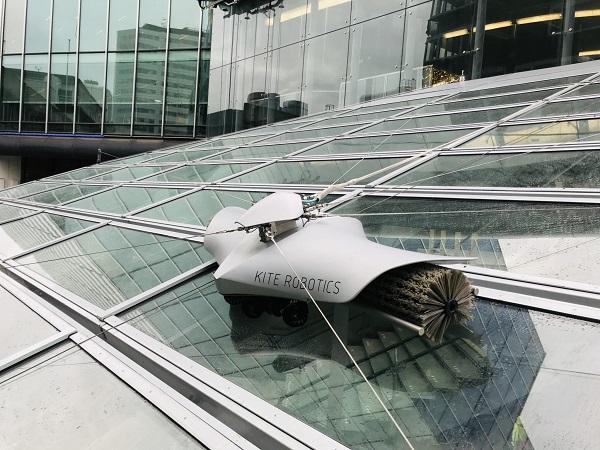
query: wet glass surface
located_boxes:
[122,272,600,449]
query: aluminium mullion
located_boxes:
[44,0,54,134]
[192,7,202,138]
[0,199,110,222]
[0,330,74,373]
[0,0,4,96]
[366,151,439,187]
[17,0,26,133]
[72,0,82,134]
[130,0,141,136]
[160,0,172,138]
[100,0,110,135]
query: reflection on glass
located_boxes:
[151,149,225,163]
[88,166,164,182]
[0,182,64,199]
[332,195,600,285]
[134,51,166,136]
[306,0,351,37]
[76,53,105,134]
[139,0,169,50]
[0,286,57,359]
[108,0,137,51]
[210,142,312,160]
[230,157,406,185]
[267,0,308,49]
[0,55,22,131]
[48,54,76,132]
[79,0,108,52]
[105,52,134,135]
[48,166,120,181]
[521,98,600,119]
[164,51,198,137]
[25,0,51,53]
[123,272,600,449]
[169,0,201,49]
[136,190,268,226]
[463,119,600,148]
[15,225,211,309]
[21,55,48,132]
[0,213,94,258]
[24,184,106,205]
[51,0,78,52]
[261,123,365,143]
[387,151,600,188]
[3,0,26,54]
[0,345,206,449]
[561,83,600,98]
[66,186,187,215]
[146,163,259,183]
[351,0,406,22]
[0,204,37,223]
[266,43,304,124]
[345,13,404,105]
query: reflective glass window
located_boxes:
[15,226,211,309]
[25,0,51,53]
[306,0,351,37]
[463,119,600,148]
[386,151,600,189]
[3,0,26,54]
[0,212,94,258]
[75,53,105,134]
[0,286,57,360]
[561,83,600,98]
[260,123,366,143]
[21,55,49,132]
[88,166,164,181]
[78,0,108,52]
[169,0,201,49]
[302,28,349,114]
[0,55,22,131]
[66,187,187,215]
[24,184,106,205]
[136,190,268,227]
[268,0,308,49]
[138,0,169,51]
[266,43,304,124]
[0,182,64,199]
[0,204,37,223]
[134,51,166,136]
[151,149,225,163]
[108,0,137,51]
[48,166,120,181]
[48,54,76,132]
[164,51,198,137]
[52,0,79,52]
[0,345,207,449]
[345,13,404,105]
[229,157,406,184]
[145,163,259,183]
[105,52,135,135]
[210,142,312,160]
[521,98,600,119]
[350,0,406,22]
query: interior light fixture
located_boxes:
[483,20,513,31]
[516,13,562,25]
[318,0,351,10]
[443,28,469,39]
[579,50,600,57]
[575,9,600,18]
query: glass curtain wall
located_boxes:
[206,0,600,136]
[0,0,208,137]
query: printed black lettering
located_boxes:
[254,271,263,283]
[334,281,341,294]
[273,273,281,286]
[317,279,324,292]
[307,278,315,290]
[325,280,332,294]
[266,272,274,284]
[292,277,300,288]
[284,274,292,287]
[300,277,307,288]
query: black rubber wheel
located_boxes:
[282,301,308,327]
[242,299,264,318]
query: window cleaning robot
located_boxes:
[205,191,477,342]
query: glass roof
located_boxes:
[0,203,38,223]
[144,163,260,183]
[0,181,65,199]
[22,184,107,205]
[87,166,165,181]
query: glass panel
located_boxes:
[25,0,51,53]
[24,184,106,205]
[260,123,366,143]
[332,195,600,285]
[302,28,348,114]
[306,0,351,37]
[151,149,226,163]
[123,273,600,449]
[22,55,48,132]
[561,83,600,98]
[111,152,162,165]
[268,0,308,49]
[48,166,120,181]
[230,157,406,185]
[145,163,259,183]
[0,286,57,360]
[138,0,168,51]
[76,53,105,134]
[48,53,76,133]
[79,0,108,52]
[3,0,26,54]
[361,106,522,134]
[164,51,198,137]
[66,187,187,215]
[108,0,137,51]
[521,98,600,119]
[351,0,406,22]
[136,190,269,227]
[386,151,600,189]
[210,142,312,160]
[0,212,94,258]
[88,166,164,181]
[0,181,64,199]
[462,119,600,148]
[51,0,79,52]
[338,96,440,116]
[0,344,206,449]
[0,204,37,223]
[169,0,200,49]
[134,51,166,136]
[16,225,211,309]
[309,110,399,128]
[0,55,22,131]
[105,52,134,135]
[266,43,304,124]
[303,130,471,155]
[345,13,404,105]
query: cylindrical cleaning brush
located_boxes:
[358,263,476,342]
